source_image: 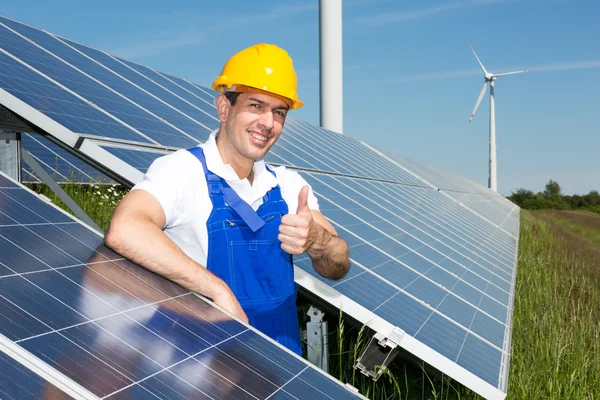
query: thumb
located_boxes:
[296,185,311,214]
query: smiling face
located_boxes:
[215,91,289,173]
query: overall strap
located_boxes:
[187,147,265,232]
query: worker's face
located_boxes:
[218,92,289,162]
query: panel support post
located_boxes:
[306,306,328,373]
[21,149,102,232]
[0,131,21,182]
[356,328,403,381]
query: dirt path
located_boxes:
[534,210,600,276]
[537,209,600,230]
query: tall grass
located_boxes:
[25,183,600,399]
[508,211,600,399]
[26,182,127,231]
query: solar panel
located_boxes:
[367,145,520,237]
[0,172,364,399]
[0,14,519,400]
[0,352,74,399]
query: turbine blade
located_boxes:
[469,81,488,123]
[494,69,531,77]
[469,43,488,75]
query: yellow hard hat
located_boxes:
[212,43,304,109]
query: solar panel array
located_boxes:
[371,149,519,237]
[0,14,519,400]
[0,172,364,400]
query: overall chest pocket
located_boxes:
[224,214,294,305]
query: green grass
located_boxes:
[25,183,600,399]
[507,211,599,399]
[26,182,127,231]
[539,211,600,245]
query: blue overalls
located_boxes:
[187,147,302,355]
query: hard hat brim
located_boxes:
[215,84,304,110]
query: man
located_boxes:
[105,43,350,355]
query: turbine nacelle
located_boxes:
[468,45,530,123]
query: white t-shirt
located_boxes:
[132,130,319,267]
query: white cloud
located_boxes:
[355,0,518,26]
[110,0,409,59]
[371,60,600,85]
[527,60,600,72]
[110,5,317,59]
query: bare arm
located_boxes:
[279,186,350,280]
[104,190,248,322]
[306,210,350,279]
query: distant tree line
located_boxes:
[507,180,600,213]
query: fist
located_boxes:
[279,185,314,255]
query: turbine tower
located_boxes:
[468,45,529,192]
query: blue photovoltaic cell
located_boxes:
[21,133,111,183]
[328,175,511,309]
[443,191,519,237]
[0,174,362,400]
[0,49,146,144]
[380,149,491,194]
[0,18,211,147]
[100,146,170,172]
[373,145,520,236]
[292,171,514,388]
[0,352,73,399]
[286,119,429,186]
[0,174,17,187]
[0,20,192,147]
[61,37,219,139]
[116,56,218,109]
[163,74,218,104]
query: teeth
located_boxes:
[251,132,267,142]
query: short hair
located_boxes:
[224,91,242,106]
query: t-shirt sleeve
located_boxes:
[274,166,320,214]
[131,154,187,228]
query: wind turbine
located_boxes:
[468,45,530,192]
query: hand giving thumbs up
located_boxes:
[278,185,315,255]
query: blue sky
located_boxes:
[3,0,599,195]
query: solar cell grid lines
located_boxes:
[0,14,519,400]
[291,170,517,396]
[0,17,215,148]
[0,172,365,400]
[370,145,520,238]
[0,352,74,399]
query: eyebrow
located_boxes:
[248,96,289,111]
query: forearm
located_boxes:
[104,218,224,299]
[307,224,350,280]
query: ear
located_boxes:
[216,94,231,123]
